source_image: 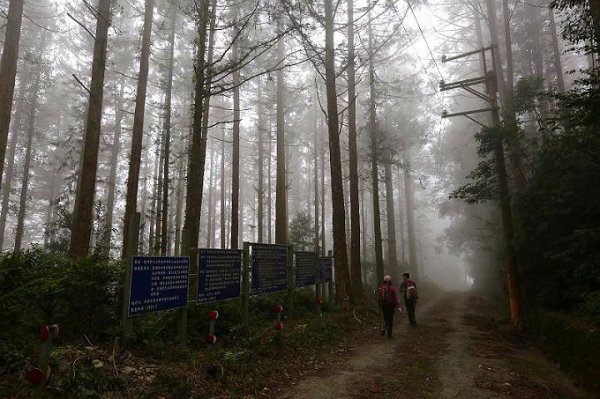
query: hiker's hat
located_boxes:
[383,275,392,282]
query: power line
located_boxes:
[406,0,445,81]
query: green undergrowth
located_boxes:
[0,249,378,398]
[527,309,600,392]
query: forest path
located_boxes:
[277,291,589,399]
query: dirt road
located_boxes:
[277,291,589,399]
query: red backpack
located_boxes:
[377,285,394,306]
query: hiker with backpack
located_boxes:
[377,275,401,338]
[400,272,418,325]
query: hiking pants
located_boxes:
[381,303,395,337]
[404,298,416,324]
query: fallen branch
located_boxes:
[83,334,97,350]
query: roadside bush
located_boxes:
[528,310,600,392]
[0,249,123,377]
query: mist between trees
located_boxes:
[0,0,598,327]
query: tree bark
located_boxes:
[548,8,565,93]
[395,167,405,263]
[325,0,351,305]
[487,0,525,193]
[275,4,288,245]
[148,138,160,253]
[384,162,398,280]
[14,53,43,252]
[257,77,265,243]
[367,9,384,285]
[0,0,25,190]
[268,119,273,243]
[206,144,215,247]
[161,5,176,256]
[100,80,124,258]
[347,0,363,300]
[220,126,226,248]
[121,0,153,258]
[183,0,210,249]
[402,144,419,280]
[174,156,186,254]
[230,2,241,249]
[590,0,600,51]
[313,88,319,252]
[201,0,218,249]
[0,73,26,251]
[320,123,326,255]
[44,114,62,247]
[70,0,112,258]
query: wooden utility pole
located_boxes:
[441,47,523,329]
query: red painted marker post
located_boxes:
[28,324,59,398]
[274,304,283,331]
[206,310,218,345]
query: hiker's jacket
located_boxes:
[379,283,401,309]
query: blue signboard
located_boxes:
[319,257,333,283]
[295,251,317,287]
[128,256,189,317]
[197,249,242,304]
[251,244,288,295]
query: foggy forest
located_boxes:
[0,0,599,397]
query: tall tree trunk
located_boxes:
[121,0,153,258]
[100,80,124,258]
[367,9,384,284]
[154,127,165,255]
[161,6,176,256]
[325,0,351,305]
[313,89,319,252]
[0,74,26,250]
[402,144,419,280]
[70,0,112,258]
[174,157,186,254]
[200,0,218,249]
[220,126,226,248]
[486,0,525,193]
[148,141,160,252]
[230,3,241,249]
[275,5,288,245]
[396,167,405,263]
[44,114,62,247]
[384,162,398,280]
[268,121,273,243]
[238,165,244,248]
[139,145,150,252]
[183,0,210,249]
[14,56,43,252]
[548,8,565,93]
[590,0,600,50]
[0,0,25,190]
[360,174,367,261]
[347,0,363,299]
[257,78,265,243]
[206,144,215,247]
[320,124,326,255]
[490,0,524,329]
